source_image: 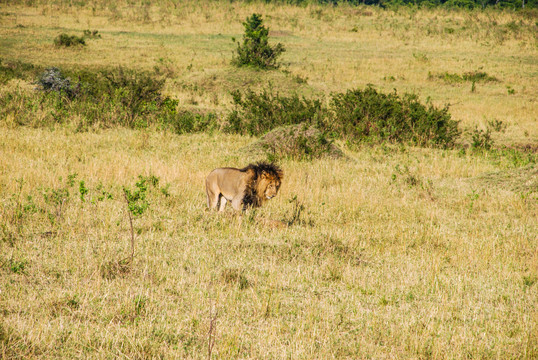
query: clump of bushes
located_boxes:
[227,86,460,148]
[226,89,323,136]
[325,87,460,148]
[0,66,217,132]
[86,67,167,125]
[54,33,86,47]
[2,62,461,149]
[247,124,344,161]
[232,13,285,69]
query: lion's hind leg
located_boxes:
[206,187,220,210]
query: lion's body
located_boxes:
[206,163,283,211]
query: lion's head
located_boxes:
[242,162,283,208]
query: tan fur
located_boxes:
[205,163,283,211]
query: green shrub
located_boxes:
[54,33,86,47]
[92,67,166,125]
[471,128,493,151]
[232,13,285,69]
[326,87,460,147]
[226,89,324,136]
[31,67,167,128]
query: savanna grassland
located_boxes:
[1,1,537,359]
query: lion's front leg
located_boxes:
[231,196,243,211]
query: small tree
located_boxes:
[233,13,285,69]
[122,175,158,263]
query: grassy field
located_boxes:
[1,1,537,359]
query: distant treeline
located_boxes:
[264,0,535,9]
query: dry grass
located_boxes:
[1,1,537,359]
[1,128,536,359]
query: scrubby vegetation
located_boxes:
[326,87,460,147]
[227,87,460,148]
[226,89,323,136]
[3,62,460,149]
[1,65,216,132]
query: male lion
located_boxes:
[205,162,283,211]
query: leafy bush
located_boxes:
[90,67,166,124]
[226,89,323,136]
[462,71,498,82]
[326,87,460,147]
[227,90,315,135]
[471,128,493,150]
[54,34,86,47]
[232,13,285,69]
[33,67,166,127]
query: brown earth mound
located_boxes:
[246,124,345,161]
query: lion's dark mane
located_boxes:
[240,162,283,209]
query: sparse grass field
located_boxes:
[0,1,537,359]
